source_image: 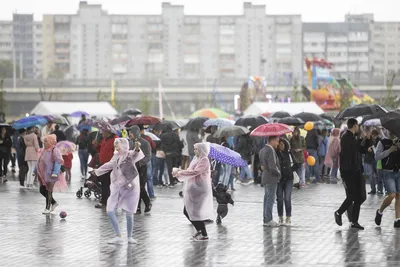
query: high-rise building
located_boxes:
[0,21,13,61]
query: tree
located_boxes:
[338,83,353,110]
[381,70,399,109]
[239,82,250,112]
[139,94,152,115]
[0,60,19,79]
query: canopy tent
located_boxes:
[243,102,324,117]
[30,101,118,118]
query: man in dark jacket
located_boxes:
[16,129,28,186]
[52,124,67,142]
[160,127,182,186]
[138,125,156,199]
[128,125,152,213]
[305,128,320,183]
[334,118,366,230]
[235,134,254,183]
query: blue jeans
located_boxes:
[153,157,165,185]
[377,169,385,193]
[331,167,338,179]
[383,171,400,193]
[276,179,293,217]
[263,183,278,223]
[295,163,305,185]
[78,149,89,176]
[146,160,155,198]
[306,149,320,181]
[239,165,253,181]
[228,174,235,190]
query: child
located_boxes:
[213,184,234,224]
[62,152,73,182]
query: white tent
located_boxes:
[244,102,324,116]
[30,101,118,117]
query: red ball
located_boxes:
[59,211,67,218]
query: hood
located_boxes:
[195,142,210,158]
[331,128,340,137]
[128,125,141,140]
[114,138,129,153]
[279,138,290,151]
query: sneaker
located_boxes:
[351,223,365,230]
[394,220,400,228]
[216,215,222,225]
[285,217,291,226]
[263,220,280,227]
[128,237,138,244]
[191,231,202,240]
[278,216,284,224]
[192,235,209,241]
[375,209,383,226]
[42,209,50,215]
[107,236,123,245]
[334,211,342,226]
[50,202,59,212]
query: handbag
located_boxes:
[293,171,300,184]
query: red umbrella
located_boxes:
[126,116,161,126]
[250,123,292,137]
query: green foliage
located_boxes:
[338,83,353,109]
[239,82,249,112]
[381,71,399,109]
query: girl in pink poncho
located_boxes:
[173,142,214,241]
[324,128,341,182]
[35,134,66,214]
[94,138,144,245]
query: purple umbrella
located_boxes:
[209,143,247,167]
[12,115,48,130]
[86,119,117,134]
[70,111,89,117]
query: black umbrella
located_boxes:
[335,104,388,120]
[293,112,324,122]
[270,111,291,119]
[110,114,133,125]
[214,125,250,138]
[381,111,400,137]
[185,117,209,130]
[123,108,142,116]
[278,117,305,126]
[235,116,269,129]
[319,113,335,122]
[153,120,180,131]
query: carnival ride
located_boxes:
[304,58,374,111]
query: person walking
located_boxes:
[374,132,400,228]
[173,142,214,241]
[324,128,341,184]
[235,134,254,183]
[0,127,12,181]
[76,129,90,179]
[260,136,281,227]
[290,127,306,188]
[94,138,144,244]
[334,118,366,230]
[138,126,156,199]
[24,127,40,187]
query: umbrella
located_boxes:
[203,118,234,128]
[126,116,161,126]
[214,125,250,138]
[153,120,180,131]
[190,108,231,119]
[381,111,400,137]
[335,104,388,120]
[123,108,142,116]
[185,117,209,130]
[293,112,324,122]
[320,113,335,122]
[363,118,381,127]
[56,141,77,155]
[175,119,189,128]
[109,114,133,125]
[61,125,80,142]
[69,111,89,117]
[235,115,269,129]
[144,131,160,141]
[44,115,69,125]
[86,119,117,134]
[209,143,247,167]
[270,111,291,119]
[13,115,48,130]
[278,117,304,126]
[250,123,292,137]
[313,120,334,130]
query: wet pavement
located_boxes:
[0,157,399,267]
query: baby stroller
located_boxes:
[76,173,102,199]
[213,184,234,224]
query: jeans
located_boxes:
[10,152,16,168]
[228,173,236,190]
[318,155,327,176]
[277,179,293,217]
[146,160,155,198]
[263,183,278,223]
[295,163,305,185]
[78,149,89,176]
[383,171,400,193]
[377,169,385,193]
[153,157,165,185]
[239,165,253,181]
[306,149,320,181]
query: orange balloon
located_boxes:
[304,121,314,131]
[307,155,316,166]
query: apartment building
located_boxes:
[0,21,13,62]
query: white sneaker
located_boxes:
[278,216,284,225]
[42,209,50,215]
[285,217,291,226]
[263,220,280,227]
[50,202,59,212]
[107,236,123,245]
[127,237,138,244]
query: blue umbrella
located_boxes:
[204,118,234,128]
[70,111,89,117]
[12,116,48,130]
[209,143,247,167]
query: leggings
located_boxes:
[107,210,134,237]
[183,207,207,237]
[39,184,56,210]
[26,160,37,185]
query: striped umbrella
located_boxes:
[190,108,230,119]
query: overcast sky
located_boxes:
[0,0,399,22]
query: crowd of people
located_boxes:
[1,112,400,244]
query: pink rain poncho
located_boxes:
[95,138,144,213]
[324,128,341,169]
[176,142,214,221]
